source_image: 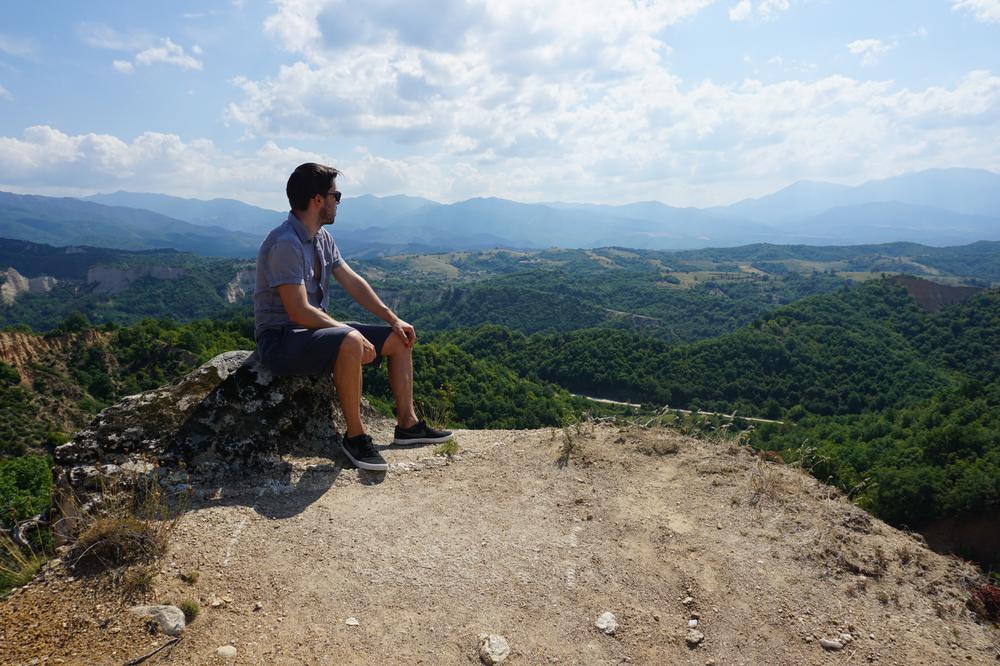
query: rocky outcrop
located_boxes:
[0,267,58,305]
[86,265,188,294]
[223,268,256,303]
[53,351,389,507]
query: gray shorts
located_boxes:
[256,323,394,377]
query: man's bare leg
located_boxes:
[333,332,365,437]
[382,333,418,428]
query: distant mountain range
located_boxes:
[0,167,998,256]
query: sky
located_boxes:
[0,0,998,210]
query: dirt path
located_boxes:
[4,424,999,664]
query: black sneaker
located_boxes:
[393,420,453,446]
[341,434,388,471]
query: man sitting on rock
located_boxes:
[254,162,452,471]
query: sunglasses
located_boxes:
[325,190,342,203]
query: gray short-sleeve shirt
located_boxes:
[254,212,343,338]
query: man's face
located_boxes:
[319,179,339,225]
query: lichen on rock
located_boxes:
[53,350,390,514]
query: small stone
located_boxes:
[209,596,223,608]
[819,638,844,651]
[221,596,233,604]
[595,612,618,635]
[128,605,186,636]
[479,634,511,664]
[840,633,853,643]
[716,524,722,530]
[253,602,263,612]
[869,633,876,640]
[688,619,699,628]
[686,629,705,647]
[682,597,694,606]
[345,617,360,626]
[653,613,660,622]
[216,645,237,659]
[690,612,700,620]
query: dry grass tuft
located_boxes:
[69,516,167,573]
[747,458,786,506]
[61,466,182,596]
[0,533,47,598]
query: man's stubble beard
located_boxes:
[321,203,336,226]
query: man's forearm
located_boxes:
[344,278,398,324]
[292,304,346,329]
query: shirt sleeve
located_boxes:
[329,235,343,268]
[265,240,305,288]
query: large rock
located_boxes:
[129,605,186,636]
[53,351,389,505]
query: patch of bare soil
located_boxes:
[3,424,1000,665]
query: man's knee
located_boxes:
[382,331,410,357]
[334,331,365,368]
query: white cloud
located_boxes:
[78,24,202,73]
[951,0,1000,23]
[0,83,10,100]
[4,66,999,208]
[6,2,1000,207]
[134,38,203,70]
[729,0,752,21]
[727,0,793,22]
[846,39,896,66]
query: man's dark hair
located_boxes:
[286,163,341,211]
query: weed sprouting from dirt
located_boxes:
[434,439,459,459]
[179,599,200,623]
[556,412,594,468]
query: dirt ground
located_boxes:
[3,423,999,665]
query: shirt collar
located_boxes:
[286,211,313,243]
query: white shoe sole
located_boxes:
[392,434,453,446]
[341,446,389,471]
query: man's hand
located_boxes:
[391,318,416,348]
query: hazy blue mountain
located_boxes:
[83,191,284,234]
[0,191,261,256]
[712,168,1000,223]
[778,201,1000,246]
[539,199,777,247]
[848,168,1000,218]
[336,193,439,226]
[13,167,1000,255]
[707,180,852,223]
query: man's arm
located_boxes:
[333,262,415,347]
[276,283,346,329]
